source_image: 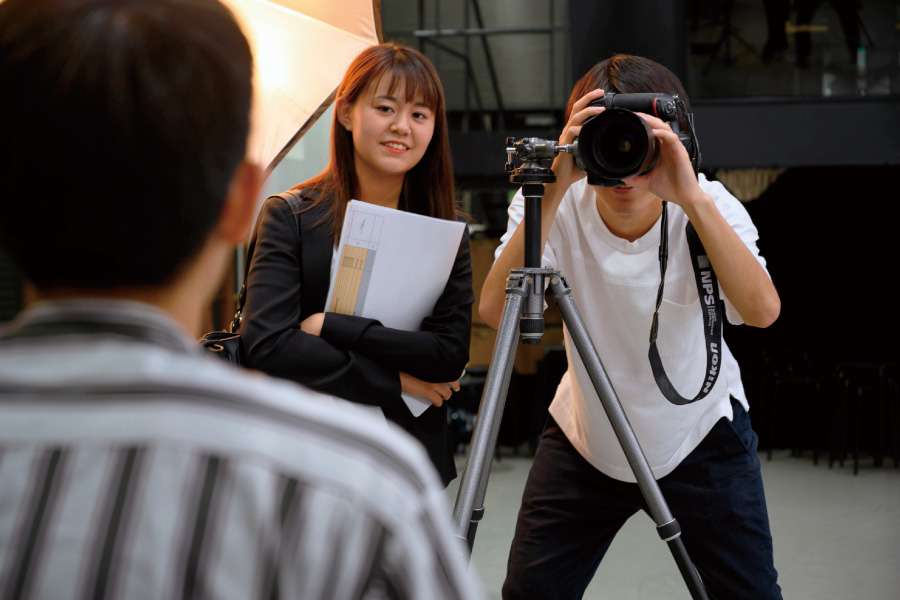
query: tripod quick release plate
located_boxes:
[505,137,560,185]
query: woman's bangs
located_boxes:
[381,61,441,111]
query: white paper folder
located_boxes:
[325,200,466,416]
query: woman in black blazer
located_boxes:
[241,43,473,486]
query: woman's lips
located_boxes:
[382,141,408,153]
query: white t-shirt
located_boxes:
[496,174,770,481]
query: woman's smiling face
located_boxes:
[339,76,436,184]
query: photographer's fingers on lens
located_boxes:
[566,109,599,138]
[562,104,604,158]
[623,123,695,204]
[571,90,605,122]
[574,87,606,113]
[635,111,672,133]
[639,115,686,164]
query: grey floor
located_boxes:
[447,449,900,600]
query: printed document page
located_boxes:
[325,200,466,416]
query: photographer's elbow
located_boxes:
[747,295,781,329]
[759,298,781,328]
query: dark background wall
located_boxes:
[725,165,898,389]
[0,248,21,322]
[722,164,899,453]
[568,0,688,88]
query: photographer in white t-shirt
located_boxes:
[481,54,783,600]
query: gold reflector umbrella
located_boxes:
[221,0,382,172]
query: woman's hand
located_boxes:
[299,312,325,337]
[400,372,460,407]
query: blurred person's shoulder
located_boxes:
[185,353,446,496]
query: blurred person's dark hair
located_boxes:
[0,0,253,290]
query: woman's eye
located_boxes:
[376,105,393,113]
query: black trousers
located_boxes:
[503,399,782,600]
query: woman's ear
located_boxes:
[336,97,352,131]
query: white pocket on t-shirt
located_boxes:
[653,297,708,396]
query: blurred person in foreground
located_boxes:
[0,1,482,598]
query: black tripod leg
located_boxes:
[548,276,709,600]
[452,277,526,551]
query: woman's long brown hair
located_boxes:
[295,42,457,240]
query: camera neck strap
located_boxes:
[648,201,723,405]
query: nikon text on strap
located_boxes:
[648,202,723,405]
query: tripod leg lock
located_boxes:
[657,519,682,542]
[470,507,485,523]
[519,316,544,344]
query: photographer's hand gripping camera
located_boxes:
[451,94,709,600]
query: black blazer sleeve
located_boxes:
[241,195,403,410]
[319,215,474,383]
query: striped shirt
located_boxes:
[0,299,483,600]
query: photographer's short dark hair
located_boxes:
[566,54,692,133]
[0,0,253,289]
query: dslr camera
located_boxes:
[573,92,699,186]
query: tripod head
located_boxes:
[505,137,567,185]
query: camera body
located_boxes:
[574,92,699,187]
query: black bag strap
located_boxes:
[648,201,723,405]
[230,189,309,333]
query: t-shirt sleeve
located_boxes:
[701,175,772,325]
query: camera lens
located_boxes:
[577,107,657,181]
[595,122,644,173]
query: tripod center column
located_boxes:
[522,182,545,269]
